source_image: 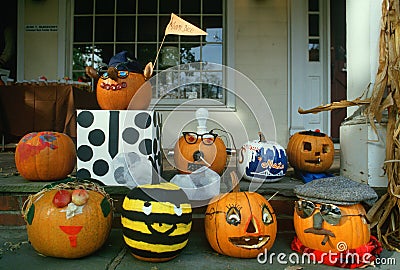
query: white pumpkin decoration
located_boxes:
[238,132,288,182]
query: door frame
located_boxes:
[288,0,331,136]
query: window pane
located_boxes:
[180,44,201,64]
[203,0,223,14]
[74,17,93,42]
[202,44,222,64]
[308,14,319,37]
[137,16,157,41]
[96,0,115,14]
[93,44,114,66]
[95,16,114,42]
[73,45,94,70]
[116,16,135,41]
[309,0,319,12]
[181,0,200,14]
[180,16,201,42]
[138,0,157,14]
[160,0,178,14]
[204,16,223,42]
[161,45,180,68]
[75,0,93,14]
[137,44,157,67]
[309,39,319,62]
[117,0,136,14]
[202,84,223,99]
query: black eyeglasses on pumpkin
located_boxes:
[182,132,218,145]
[294,200,369,226]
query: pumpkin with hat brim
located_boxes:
[95,51,153,110]
[292,176,379,253]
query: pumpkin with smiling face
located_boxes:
[287,130,334,173]
[204,172,277,258]
[293,200,370,253]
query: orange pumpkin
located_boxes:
[96,69,150,110]
[15,131,76,181]
[293,202,370,253]
[174,132,227,175]
[22,180,113,258]
[286,130,334,173]
[204,172,277,258]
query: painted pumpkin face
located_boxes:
[121,182,192,262]
[96,66,150,110]
[205,192,277,258]
[15,131,76,181]
[23,186,113,258]
[293,200,370,252]
[287,130,334,173]
[174,131,227,175]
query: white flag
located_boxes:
[165,13,208,36]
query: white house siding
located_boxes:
[234,0,289,146]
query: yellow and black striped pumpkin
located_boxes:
[121,182,192,262]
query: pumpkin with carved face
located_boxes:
[121,182,192,262]
[293,200,370,253]
[205,182,277,258]
[287,130,334,173]
[22,180,113,258]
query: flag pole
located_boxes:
[153,34,166,68]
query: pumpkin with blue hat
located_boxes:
[95,51,153,110]
[291,176,382,268]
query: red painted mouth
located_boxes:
[59,225,83,247]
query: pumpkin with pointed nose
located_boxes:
[293,200,370,253]
[204,172,277,258]
[287,130,334,173]
[94,51,152,110]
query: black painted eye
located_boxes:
[226,206,241,226]
[262,204,273,225]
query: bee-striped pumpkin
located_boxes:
[121,182,192,262]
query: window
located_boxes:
[308,0,320,62]
[72,0,225,105]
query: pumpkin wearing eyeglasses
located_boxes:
[204,172,277,258]
[95,51,153,110]
[174,131,227,175]
[287,130,334,173]
[293,200,370,253]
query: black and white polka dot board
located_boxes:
[76,110,162,186]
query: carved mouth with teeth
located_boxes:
[228,235,270,249]
[305,158,321,165]
[100,81,128,91]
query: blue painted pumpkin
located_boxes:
[238,132,288,182]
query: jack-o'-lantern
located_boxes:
[22,180,113,258]
[205,172,277,258]
[293,200,370,253]
[121,182,192,262]
[15,131,76,181]
[95,51,152,110]
[286,130,334,173]
[238,132,288,182]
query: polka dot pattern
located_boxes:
[76,110,162,186]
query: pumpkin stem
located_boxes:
[258,132,266,142]
[230,171,240,193]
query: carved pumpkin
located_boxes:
[205,172,277,258]
[15,131,76,181]
[293,201,370,253]
[238,132,288,182]
[174,131,227,175]
[286,130,334,173]
[121,182,192,262]
[22,180,113,258]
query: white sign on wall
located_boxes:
[25,25,58,32]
